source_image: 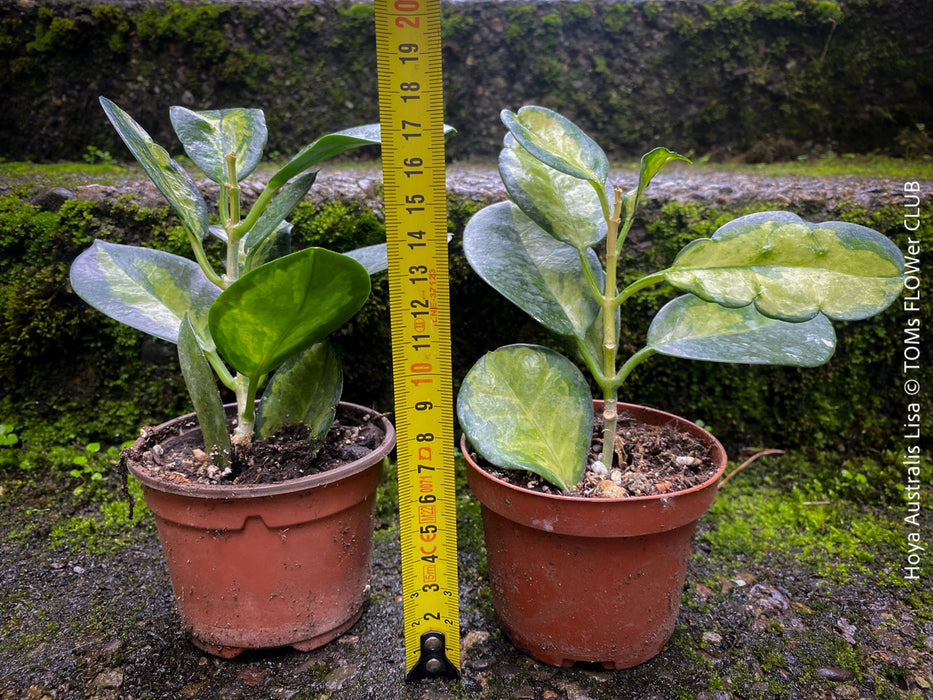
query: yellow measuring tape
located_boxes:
[374,0,460,680]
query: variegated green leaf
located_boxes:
[245,222,292,272]
[499,134,606,250]
[343,235,452,277]
[501,106,609,189]
[100,98,210,242]
[666,211,905,322]
[178,314,231,467]
[242,172,316,255]
[647,295,837,367]
[209,248,370,378]
[270,124,382,186]
[457,344,593,492]
[463,202,600,338]
[209,224,228,243]
[624,147,690,215]
[269,123,454,186]
[255,341,343,440]
[344,243,388,275]
[70,240,220,347]
[169,107,267,183]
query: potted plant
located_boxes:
[69,98,398,658]
[456,106,905,668]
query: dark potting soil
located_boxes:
[479,411,719,498]
[124,408,387,486]
[233,414,386,484]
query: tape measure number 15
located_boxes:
[374,0,460,681]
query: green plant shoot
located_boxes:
[70,99,391,470]
[457,106,905,492]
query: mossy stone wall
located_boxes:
[1,189,928,475]
[1,0,931,162]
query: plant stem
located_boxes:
[185,230,225,288]
[224,151,241,283]
[616,190,636,251]
[233,182,279,238]
[615,272,666,307]
[593,180,612,222]
[599,188,624,467]
[576,332,609,388]
[221,150,256,445]
[613,346,657,388]
[232,373,259,443]
[219,182,230,234]
[578,248,604,302]
[205,349,237,391]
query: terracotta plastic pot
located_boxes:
[462,401,727,669]
[127,401,395,658]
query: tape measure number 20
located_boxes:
[374,0,460,681]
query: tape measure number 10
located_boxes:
[374,0,460,681]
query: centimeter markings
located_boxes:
[374,0,460,681]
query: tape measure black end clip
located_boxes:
[406,632,460,682]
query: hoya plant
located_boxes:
[71,97,391,472]
[457,106,906,492]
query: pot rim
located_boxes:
[462,400,727,505]
[126,400,396,499]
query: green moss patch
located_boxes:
[2,0,931,162]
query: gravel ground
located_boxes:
[1,462,931,700]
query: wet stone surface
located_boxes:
[1,462,931,700]
[12,162,920,223]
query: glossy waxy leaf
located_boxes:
[457,344,593,492]
[344,234,453,277]
[70,240,220,347]
[245,222,292,272]
[100,98,210,242]
[209,225,228,243]
[463,202,600,338]
[501,106,609,189]
[269,123,454,186]
[178,315,231,466]
[242,172,316,255]
[624,147,690,215]
[255,341,342,440]
[647,295,836,367]
[344,243,388,275]
[209,248,370,378]
[666,212,906,322]
[170,107,267,183]
[499,134,606,250]
[270,124,382,185]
